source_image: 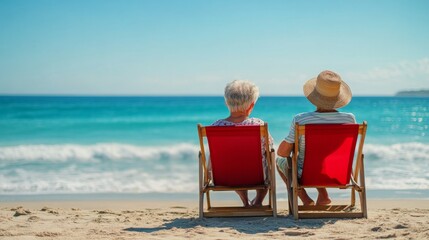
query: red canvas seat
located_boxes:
[288,122,368,219]
[197,123,277,218]
[301,124,359,186]
[206,126,265,186]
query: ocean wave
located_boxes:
[0,142,427,163]
[364,142,429,162]
[0,143,201,194]
[363,142,429,190]
[0,143,200,163]
[0,142,428,194]
[0,169,197,194]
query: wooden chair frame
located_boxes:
[287,121,368,219]
[197,123,277,218]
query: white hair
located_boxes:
[224,80,259,112]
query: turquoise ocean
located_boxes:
[0,96,428,200]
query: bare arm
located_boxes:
[277,140,294,158]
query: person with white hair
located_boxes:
[212,79,273,207]
[276,70,356,206]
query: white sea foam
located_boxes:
[363,142,429,189]
[364,142,429,162]
[0,169,197,194]
[1,142,427,164]
[0,143,201,194]
[0,142,428,194]
[0,143,199,163]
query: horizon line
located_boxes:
[0,93,403,97]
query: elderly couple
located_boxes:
[212,70,356,207]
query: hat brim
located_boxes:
[303,77,352,109]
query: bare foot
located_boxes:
[316,188,331,205]
[316,197,332,206]
[250,198,262,207]
[236,190,250,207]
[250,189,268,207]
[298,189,315,206]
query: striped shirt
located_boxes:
[284,111,356,178]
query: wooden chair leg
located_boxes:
[360,155,368,218]
[272,185,277,217]
[270,152,277,217]
[286,180,293,215]
[199,191,204,219]
[207,191,212,209]
[292,185,299,219]
[199,152,204,218]
[285,157,293,216]
[288,187,293,216]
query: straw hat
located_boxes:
[303,70,352,109]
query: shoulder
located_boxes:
[340,112,355,117]
[294,112,316,118]
[337,112,356,123]
[211,119,233,126]
[243,117,265,125]
[293,112,317,122]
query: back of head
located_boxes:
[224,80,259,112]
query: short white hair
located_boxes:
[224,80,259,112]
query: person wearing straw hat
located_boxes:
[276,70,356,206]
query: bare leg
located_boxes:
[236,190,250,207]
[276,162,314,206]
[277,168,289,188]
[316,188,332,205]
[298,188,315,206]
[250,189,268,207]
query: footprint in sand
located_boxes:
[284,231,313,236]
[40,207,59,215]
[393,224,408,229]
[35,232,61,237]
[27,216,40,222]
[371,226,383,232]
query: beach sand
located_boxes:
[1,199,428,239]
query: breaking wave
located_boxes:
[0,142,428,194]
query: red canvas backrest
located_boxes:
[301,124,359,186]
[205,125,265,187]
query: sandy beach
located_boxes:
[1,199,428,239]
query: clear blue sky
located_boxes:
[1,0,428,95]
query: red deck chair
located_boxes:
[197,123,277,218]
[287,122,368,219]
